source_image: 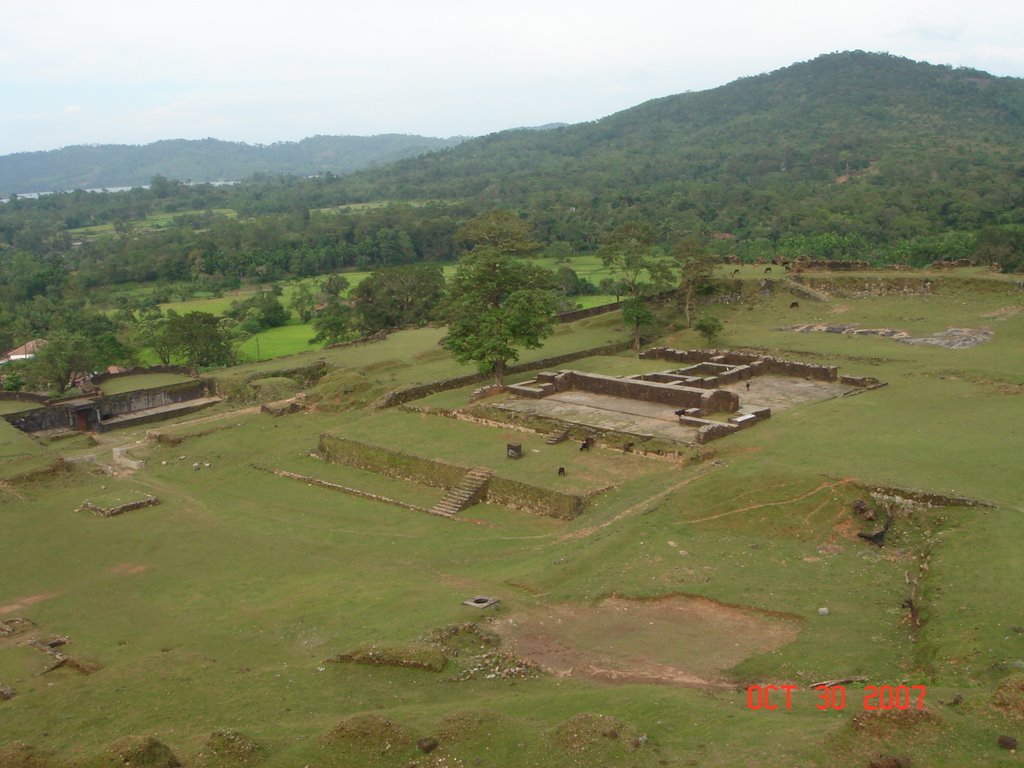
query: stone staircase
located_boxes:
[429,468,494,517]
[545,429,570,445]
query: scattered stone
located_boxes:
[998,735,1018,751]
[0,684,15,700]
[852,498,876,521]
[818,607,830,616]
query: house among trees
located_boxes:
[0,339,47,364]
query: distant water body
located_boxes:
[0,180,238,204]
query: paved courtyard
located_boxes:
[496,376,857,444]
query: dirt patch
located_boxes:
[982,305,1024,319]
[993,674,1024,719]
[0,592,62,616]
[491,594,801,688]
[108,563,148,576]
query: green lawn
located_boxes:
[2,271,1023,767]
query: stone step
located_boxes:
[545,429,570,445]
[428,468,494,517]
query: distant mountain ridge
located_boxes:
[0,134,466,195]
[329,51,1024,255]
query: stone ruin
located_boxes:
[506,348,881,444]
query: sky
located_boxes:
[2,0,1024,156]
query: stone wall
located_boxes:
[640,348,838,382]
[556,301,622,323]
[97,380,210,420]
[375,340,633,409]
[317,434,589,518]
[3,379,213,434]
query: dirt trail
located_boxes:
[679,477,853,526]
[560,460,721,541]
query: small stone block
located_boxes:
[506,443,522,459]
[462,596,500,609]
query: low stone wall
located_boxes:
[261,466,430,514]
[488,476,587,519]
[3,403,76,433]
[77,496,160,517]
[535,370,739,414]
[319,435,467,489]
[557,301,622,323]
[375,340,632,409]
[640,348,838,383]
[317,434,588,518]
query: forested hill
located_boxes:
[335,51,1024,255]
[0,134,466,195]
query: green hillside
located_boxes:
[0,134,466,196]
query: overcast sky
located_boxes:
[2,0,1023,155]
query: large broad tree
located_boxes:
[28,332,97,394]
[599,222,674,350]
[351,263,446,334]
[442,211,556,384]
[309,297,353,346]
[166,312,233,367]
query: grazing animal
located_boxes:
[622,442,634,453]
[745,381,751,391]
[674,408,687,416]
[579,439,591,452]
[789,301,799,309]
[557,466,566,477]
[764,266,772,274]
[731,268,740,276]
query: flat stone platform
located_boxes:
[497,392,702,443]
[496,375,857,444]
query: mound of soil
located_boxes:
[851,708,937,738]
[547,713,648,766]
[101,737,181,768]
[323,713,409,748]
[202,730,261,763]
[329,643,448,672]
[437,709,508,742]
[993,674,1024,719]
[0,743,53,768]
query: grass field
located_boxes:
[2,269,1023,767]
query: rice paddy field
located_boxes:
[1,268,1023,767]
